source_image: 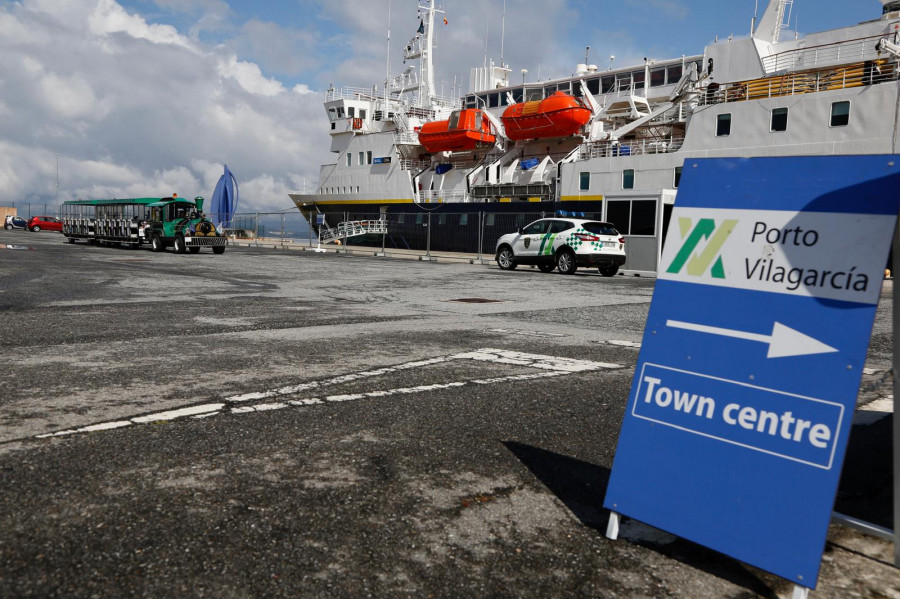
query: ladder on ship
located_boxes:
[317,219,388,246]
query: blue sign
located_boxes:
[603,156,900,588]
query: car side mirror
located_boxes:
[518,227,524,234]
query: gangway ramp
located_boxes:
[318,219,387,245]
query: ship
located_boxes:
[289,0,900,273]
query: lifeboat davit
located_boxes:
[418,109,496,154]
[501,91,592,141]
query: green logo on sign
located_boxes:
[667,218,738,279]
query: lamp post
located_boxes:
[609,55,615,71]
[521,69,527,85]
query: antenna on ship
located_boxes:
[385,0,392,107]
[500,0,507,68]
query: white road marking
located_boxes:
[34,348,621,440]
[487,328,566,338]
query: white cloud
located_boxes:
[0,0,326,213]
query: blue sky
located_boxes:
[114,0,880,90]
[0,1,887,211]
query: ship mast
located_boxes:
[403,2,443,108]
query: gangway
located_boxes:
[317,219,388,246]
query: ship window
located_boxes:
[348,107,355,117]
[633,71,645,90]
[477,94,488,108]
[367,151,373,165]
[771,107,788,132]
[525,87,542,101]
[328,108,337,120]
[460,213,469,226]
[488,93,499,108]
[416,213,424,224]
[359,151,364,165]
[615,73,631,93]
[667,64,683,84]
[674,166,683,188]
[465,95,477,108]
[439,213,447,225]
[557,82,571,95]
[337,107,345,118]
[579,172,591,191]
[623,169,635,189]
[650,67,666,87]
[511,87,524,103]
[331,123,336,130]
[586,77,600,95]
[717,113,732,136]
[830,101,850,127]
[448,110,461,129]
[601,76,615,93]
[486,213,495,226]
[544,85,556,98]
[398,213,405,224]
[360,109,367,120]
[347,154,352,166]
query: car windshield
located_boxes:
[582,222,619,236]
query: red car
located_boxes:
[27,216,62,232]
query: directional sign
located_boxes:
[603,156,900,589]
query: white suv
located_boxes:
[495,218,626,276]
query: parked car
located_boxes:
[495,218,626,276]
[27,216,62,232]
[4,215,27,230]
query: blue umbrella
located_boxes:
[210,164,239,230]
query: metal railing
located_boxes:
[701,58,898,106]
[319,219,388,244]
[762,34,893,73]
[579,136,686,159]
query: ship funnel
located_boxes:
[882,1,900,16]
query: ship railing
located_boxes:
[699,58,898,106]
[319,219,388,244]
[416,191,471,204]
[325,86,402,103]
[761,34,894,74]
[578,136,685,159]
[394,131,421,146]
[400,158,431,171]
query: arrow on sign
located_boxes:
[665,320,839,359]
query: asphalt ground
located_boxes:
[0,229,897,599]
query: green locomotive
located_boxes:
[61,195,226,254]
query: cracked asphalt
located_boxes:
[0,230,897,598]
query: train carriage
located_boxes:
[61,195,226,254]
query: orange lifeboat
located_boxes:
[418,109,496,153]
[501,91,592,141]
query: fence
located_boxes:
[310,210,605,260]
[2,203,62,219]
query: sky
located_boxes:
[0,0,882,214]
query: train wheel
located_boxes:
[174,234,187,254]
[151,234,164,252]
[212,246,225,255]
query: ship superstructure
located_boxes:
[290,0,900,272]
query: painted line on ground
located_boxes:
[34,348,622,440]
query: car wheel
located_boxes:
[212,246,225,255]
[174,234,187,254]
[151,234,164,252]
[31,225,41,232]
[537,263,556,273]
[556,249,577,275]
[599,265,619,277]
[4,224,11,230]
[66,236,75,244]
[496,246,517,270]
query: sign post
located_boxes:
[604,156,900,590]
